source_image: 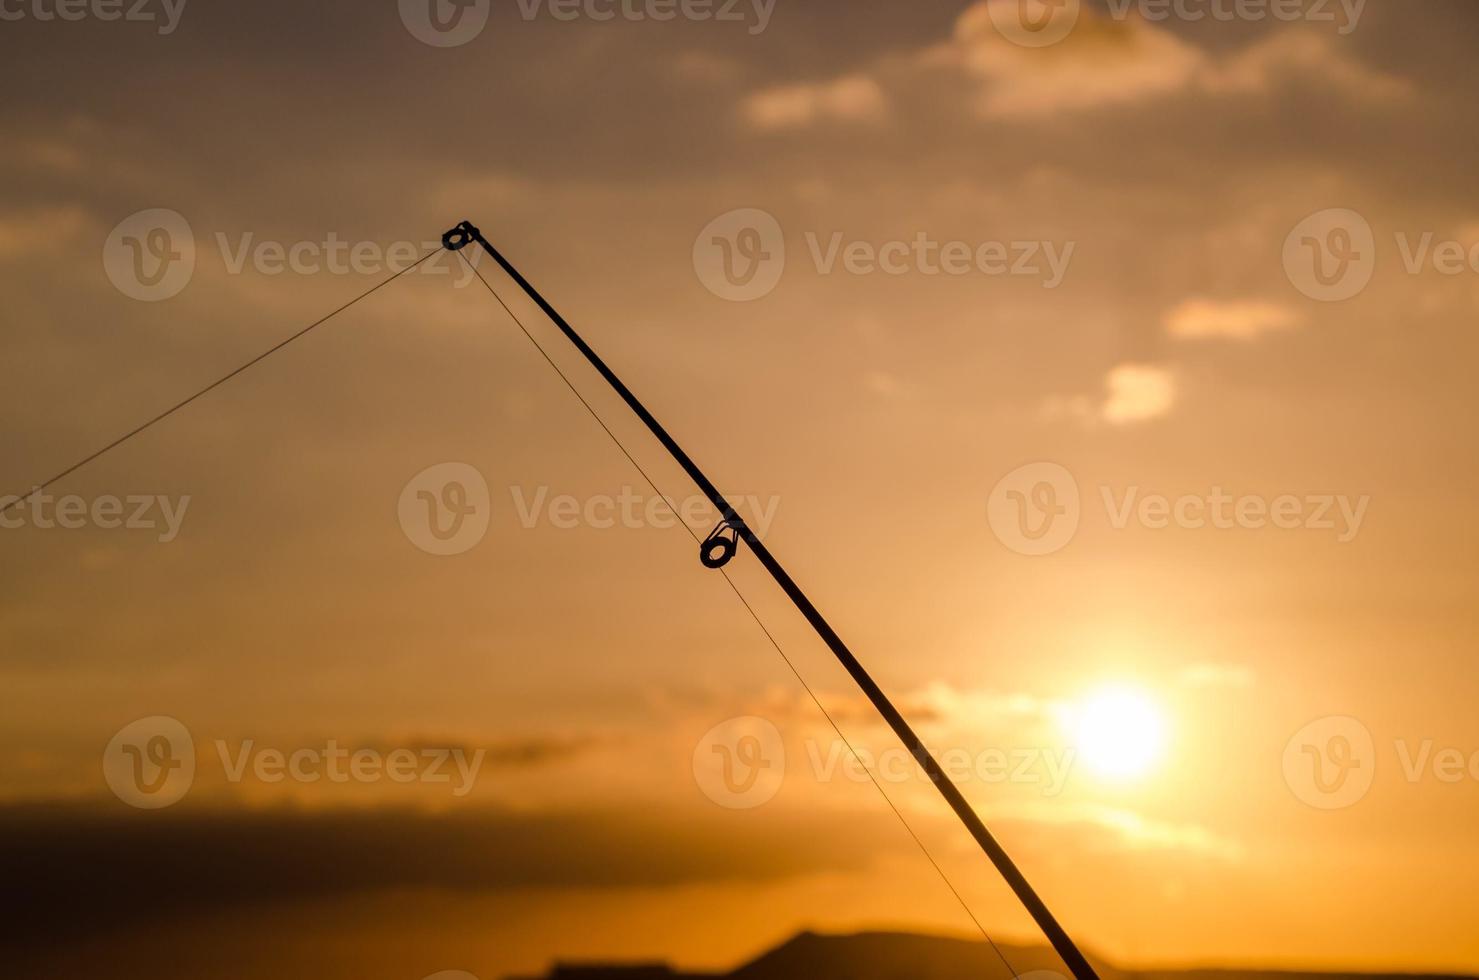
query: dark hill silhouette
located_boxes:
[510,931,1476,980]
[732,930,1098,980]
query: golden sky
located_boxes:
[3,1,1479,978]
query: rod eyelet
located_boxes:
[700,520,743,570]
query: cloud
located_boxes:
[0,801,877,948]
[1178,663,1257,689]
[0,205,90,257]
[1205,29,1413,102]
[933,1,1411,119]
[1102,363,1176,425]
[1164,298,1302,341]
[996,800,1244,860]
[945,2,1205,118]
[742,74,889,130]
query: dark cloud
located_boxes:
[0,800,874,948]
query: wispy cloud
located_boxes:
[1102,363,1176,425]
[1165,298,1303,342]
[926,2,1411,119]
[742,74,889,130]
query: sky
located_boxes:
[3,1,1479,977]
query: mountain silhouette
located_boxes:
[509,931,1476,980]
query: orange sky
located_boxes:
[3,2,1479,978]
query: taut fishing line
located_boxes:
[458,253,1023,980]
[1,247,444,517]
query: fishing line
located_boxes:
[0,247,444,517]
[459,253,1021,980]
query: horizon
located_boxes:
[508,928,1479,978]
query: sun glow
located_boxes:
[1073,684,1168,782]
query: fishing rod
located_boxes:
[442,220,1100,980]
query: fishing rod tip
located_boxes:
[442,221,481,252]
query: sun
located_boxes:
[1072,685,1168,782]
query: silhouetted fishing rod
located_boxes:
[442,220,1100,980]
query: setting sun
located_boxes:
[1073,685,1169,782]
